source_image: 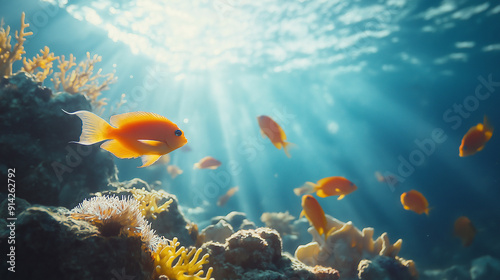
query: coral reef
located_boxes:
[210,211,256,232]
[22,46,58,83]
[0,12,32,77]
[261,211,296,236]
[0,72,117,207]
[127,187,173,220]
[52,52,116,110]
[153,237,214,280]
[198,219,234,244]
[97,179,198,246]
[0,200,154,279]
[295,214,416,279]
[358,256,418,280]
[201,227,340,280]
[422,255,500,280]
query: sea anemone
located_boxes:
[70,196,160,251]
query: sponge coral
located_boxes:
[153,237,214,280]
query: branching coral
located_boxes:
[120,187,173,220]
[295,214,414,279]
[153,237,214,280]
[70,196,161,251]
[0,12,33,77]
[52,52,116,110]
[22,46,58,83]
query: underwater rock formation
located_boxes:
[210,211,256,231]
[470,255,500,280]
[97,179,198,246]
[357,255,418,280]
[295,214,416,279]
[201,227,340,280]
[0,72,117,207]
[0,200,154,279]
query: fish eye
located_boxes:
[175,130,182,136]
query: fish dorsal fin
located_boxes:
[139,154,162,168]
[476,123,484,131]
[100,140,141,159]
[110,111,172,127]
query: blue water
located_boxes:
[3,0,500,272]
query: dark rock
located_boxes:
[358,255,418,280]
[202,227,339,280]
[0,203,154,280]
[0,72,118,207]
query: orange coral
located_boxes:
[52,52,116,110]
[0,12,33,77]
[22,46,58,82]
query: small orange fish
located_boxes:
[167,165,183,179]
[454,216,476,247]
[375,171,399,186]
[459,116,493,157]
[193,156,221,169]
[257,115,294,158]
[300,195,327,238]
[65,110,187,168]
[217,186,239,207]
[294,176,357,200]
[400,190,430,215]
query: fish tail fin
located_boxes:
[484,115,494,139]
[283,141,296,158]
[294,182,317,196]
[63,109,113,144]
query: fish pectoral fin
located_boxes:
[477,145,484,152]
[485,131,493,141]
[139,154,162,168]
[272,141,282,150]
[335,188,341,192]
[316,189,328,198]
[100,140,140,159]
[138,140,165,147]
[300,210,305,218]
[260,129,267,138]
[337,194,345,200]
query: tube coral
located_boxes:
[0,12,33,77]
[153,237,214,280]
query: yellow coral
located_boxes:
[0,12,33,77]
[154,237,214,280]
[22,46,58,82]
[125,187,173,220]
[52,52,116,110]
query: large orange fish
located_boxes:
[257,115,293,158]
[459,116,493,157]
[294,176,357,200]
[400,190,430,215]
[193,156,221,169]
[300,195,327,238]
[454,216,476,247]
[65,110,187,168]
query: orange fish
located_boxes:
[167,165,183,179]
[459,116,493,157]
[400,190,430,215]
[300,195,327,238]
[193,156,221,169]
[217,186,239,207]
[294,176,357,200]
[454,216,476,247]
[257,115,294,158]
[65,110,187,168]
